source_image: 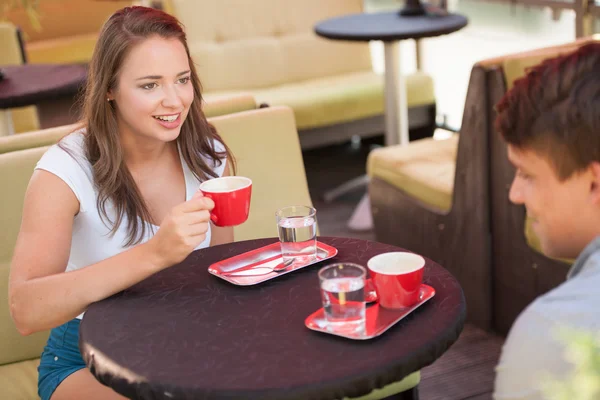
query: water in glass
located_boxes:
[277,216,317,265]
[320,277,366,333]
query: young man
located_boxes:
[493,42,600,400]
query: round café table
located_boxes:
[315,9,468,147]
[0,64,87,135]
[79,237,466,400]
[315,8,467,231]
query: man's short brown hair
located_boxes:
[495,42,600,180]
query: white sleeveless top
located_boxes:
[35,131,226,318]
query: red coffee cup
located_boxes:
[367,252,425,309]
[199,176,252,227]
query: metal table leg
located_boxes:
[347,41,410,231]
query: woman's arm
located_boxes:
[210,158,234,246]
[9,170,213,335]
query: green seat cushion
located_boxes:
[0,94,256,155]
[367,135,458,212]
[502,37,600,91]
[209,70,435,130]
[0,261,50,367]
[0,125,76,155]
[202,93,256,118]
[0,358,41,400]
[344,371,420,400]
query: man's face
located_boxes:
[507,144,597,259]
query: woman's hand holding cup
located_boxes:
[147,191,215,268]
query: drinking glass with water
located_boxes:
[318,263,366,333]
[276,205,317,265]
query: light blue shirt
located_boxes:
[494,236,600,400]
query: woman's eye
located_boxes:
[142,83,157,90]
[178,76,191,84]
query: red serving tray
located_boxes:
[208,241,338,286]
[305,284,436,340]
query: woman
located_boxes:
[8,6,235,400]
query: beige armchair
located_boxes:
[0,93,256,154]
[367,36,599,334]
[367,61,491,331]
[0,146,54,400]
[4,0,132,64]
[162,0,437,150]
[211,106,314,240]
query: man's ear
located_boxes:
[589,162,600,205]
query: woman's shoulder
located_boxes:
[57,128,87,154]
[35,128,95,210]
[37,129,93,179]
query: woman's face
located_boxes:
[109,36,194,144]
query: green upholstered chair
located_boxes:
[367,61,493,331]
[162,0,437,150]
[0,94,257,154]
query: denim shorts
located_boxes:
[38,318,86,400]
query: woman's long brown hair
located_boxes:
[70,6,235,246]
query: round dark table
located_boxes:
[315,10,468,147]
[0,64,87,134]
[315,9,467,231]
[0,64,87,109]
[80,237,465,400]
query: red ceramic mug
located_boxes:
[199,176,252,227]
[367,252,425,309]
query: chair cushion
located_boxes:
[26,34,98,64]
[209,106,314,240]
[1,260,50,367]
[502,36,600,91]
[0,358,41,400]
[202,93,256,118]
[209,71,434,130]
[0,124,77,154]
[0,149,52,367]
[170,0,372,91]
[0,94,255,155]
[367,135,458,212]
[169,0,435,130]
[345,371,420,400]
